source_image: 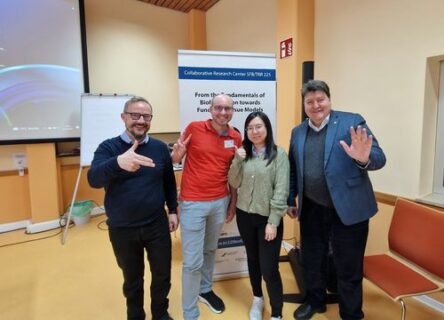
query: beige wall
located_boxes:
[206,0,276,53]
[315,0,444,199]
[85,0,188,133]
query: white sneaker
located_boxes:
[270,317,282,320]
[249,296,264,320]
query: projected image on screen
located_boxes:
[0,0,85,142]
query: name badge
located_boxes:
[224,140,234,148]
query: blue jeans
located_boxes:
[180,196,229,320]
[108,214,172,320]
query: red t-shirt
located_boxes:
[180,120,242,201]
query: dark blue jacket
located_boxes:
[288,110,386,225]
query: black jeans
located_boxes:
[108,214,172,320]
[300,197,368,320]
[236,208,284,318]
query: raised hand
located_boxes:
[339,126,372,164]
[117,140,155,172]
[171,132,192,163]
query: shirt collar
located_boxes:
[205,119,233,137]
[120,131,149,144]
[308,114,330,132]
[252,145,266,157]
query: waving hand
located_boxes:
[339,126,372,164]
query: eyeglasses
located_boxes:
[125,112,153,121]
[212,105,234,113]
[246,124,264,132]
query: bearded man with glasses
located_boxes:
[88,96,178,320]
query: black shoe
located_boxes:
[198,290,225,313]
[294,303,326,319]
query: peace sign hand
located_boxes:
[171,133,192,163]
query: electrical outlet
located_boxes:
[12,152,27,169]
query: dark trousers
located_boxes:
[108,215,172,320]
[300,197,368,320]
[236,208,284,317]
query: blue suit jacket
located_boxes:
[288,110,386,225]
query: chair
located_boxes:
[363,198,444,320]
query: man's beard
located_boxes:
[128,125,148,141]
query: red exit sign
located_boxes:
[280,38,293,59]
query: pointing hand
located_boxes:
[117,140,155,172]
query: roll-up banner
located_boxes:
[178,50,276,279]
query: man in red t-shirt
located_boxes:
[172,94,241,320]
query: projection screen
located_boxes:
[0,0,87,144]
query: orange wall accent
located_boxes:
[26,144,60,222]
[188,9,207,50]
[276,0,314,244]
[276,0,314,150]
[0,174,31,223]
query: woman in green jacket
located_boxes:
[228,111,290,320]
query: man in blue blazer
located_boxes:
[287,80,386,320]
